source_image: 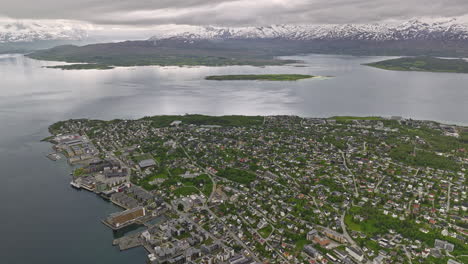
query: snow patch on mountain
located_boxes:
[149,18,468,41]
[0,20,89,43]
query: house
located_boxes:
[111,192,139,209]
[346,246,364,262]
[139,159,157,169]
[307,229,318,241]
[228,255,258,264]
[304,245,319,258]
[434,239,454,252]
[170,120,182,127]
[313,236,331,247]
[373,255,386,264]
[103,166,128,178]
[128,185,153,204]
[323,229,347,244]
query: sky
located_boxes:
[1,0,468,39]
[1,0,468,27]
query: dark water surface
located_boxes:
[1,54,467,263]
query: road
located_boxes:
[340,211,359,248]
[170,202,228,249]
[340,150,359,197]
[203,205,261,262]
[374,174,386,193]
[402,245,413,264]
[447,182,453,213]
[237,214,288,263]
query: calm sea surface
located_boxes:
[1,54,467,263]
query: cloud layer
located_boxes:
[1,0,468,27]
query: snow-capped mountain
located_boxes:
[149,19,468,42]
[0,21,88,43]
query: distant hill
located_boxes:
[0,40,91,55]
[365,57,468,73]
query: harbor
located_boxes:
[42,131,172,262]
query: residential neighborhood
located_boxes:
[46,115,467,264]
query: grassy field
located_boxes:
[173,186,200,197]
[330,116,383,121]
[205,74,315,81]
[134,153,154,162]
[344,214,362,231]
[365,56,468,73]
[144,115,264,128]
[258,225,273,238]
[217,168,257,185]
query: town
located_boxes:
[46,115,467,264]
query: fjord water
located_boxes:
[1,54,468,263]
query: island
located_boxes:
[205,74,316,81]
[365,56,468,73]
[44,115,467,264]
[26,40,300,69]
[45,64,115,70]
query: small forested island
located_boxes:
[45,64,115,70]
[205,74,317,81]
[366,56,468,73]
[44,114,467,264]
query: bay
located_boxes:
[1,53,467,263]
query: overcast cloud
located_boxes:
[1,0,468,27]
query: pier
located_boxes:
[46,153,61,161]
[112,232,143,251]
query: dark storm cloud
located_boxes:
[1,0,468,26]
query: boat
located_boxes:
[70,181,81,189]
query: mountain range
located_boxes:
[2,18,468,44]
[148,19,468,42]
[0,20,90,54]
[0,21,88,43]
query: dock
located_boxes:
[112,232,143,251]
[46,153,61,161]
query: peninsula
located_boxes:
[366,56,468,73]
[45,115,467,264]
[205,74,316,81]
